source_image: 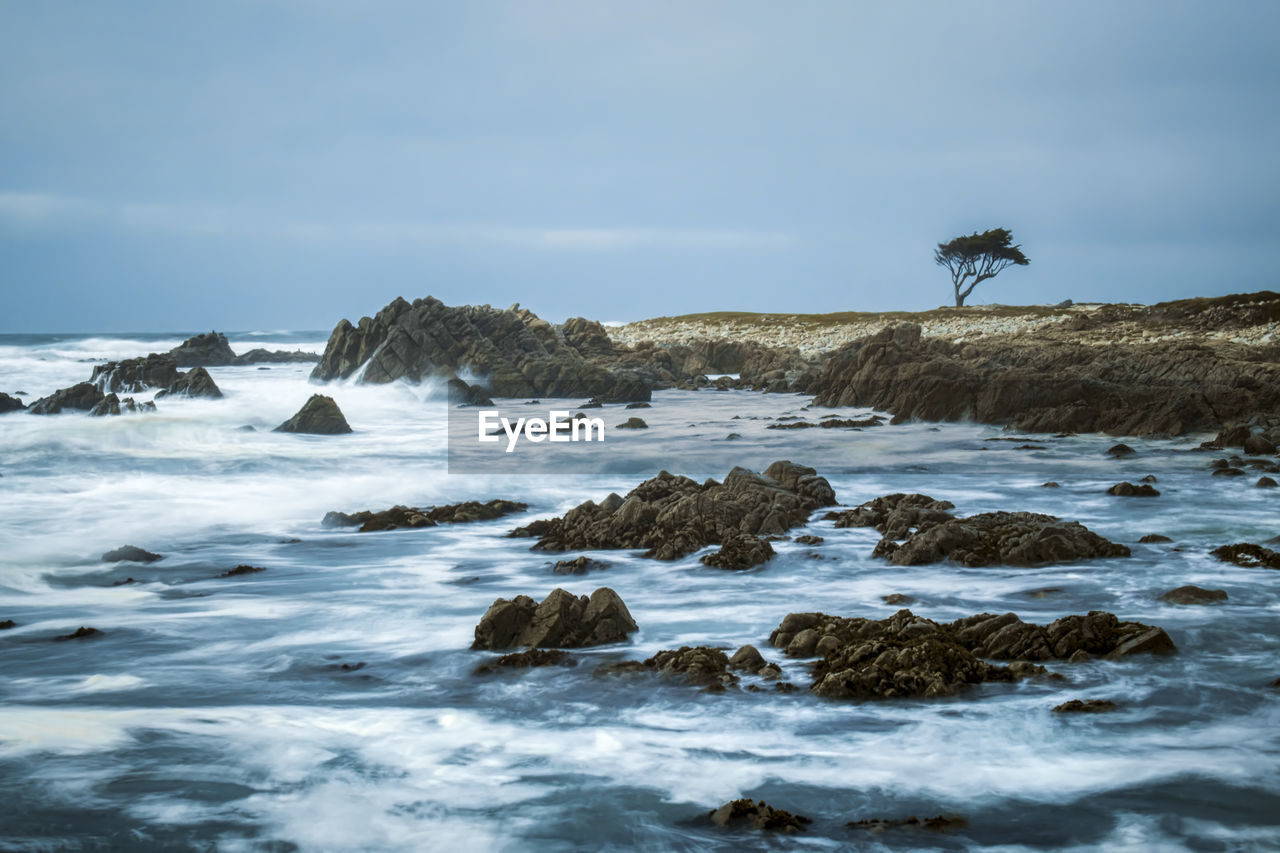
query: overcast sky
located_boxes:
[2,1,1277,332]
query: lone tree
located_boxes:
[934,227,1029,307]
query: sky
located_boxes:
[1,1,1278,333]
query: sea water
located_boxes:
[1,333,1278,851]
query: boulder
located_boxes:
[1211,543,1280,569]
[473,648,573,675]
[707,800,810,833]
[90,353,180,393]
[1258,477,1278,488]
[616,417,648,429]
[551,556,608,575]
[54,626,102,641]
[275,394,352,434]
[1160,585,1227,605]
[1139,534,1173,543]
[700,533,775,570]
[155,367,222,399]
[446,377,494,407]
[28,382,105,415]
[471,587,637,650]
[1053,699,1118,713]
[101,545,162,563]
[0,392,25,413]
[167,331,237,367]
[1107,481,1160,497]
[88,394,122,417]
[794,534,824,545]
[222,565,266,577]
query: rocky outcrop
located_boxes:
[233,348,321,364]
[471,587,637,650]
[322,499,528,531]
[1107,482,1160,497]
[769,608,1172,700]
[90,353,180,393]
[473,648,573,675]
[310,297,652,402]
[806,322,1280,436]
[101,545,162,563]
[707,800,810,833]
[28,382,105,414]
[1053,699,1119,714]
[0,392,25,413]
[167,331,236,366]
[700,533,775,570]
[446,377,493,407]
[1211,543,1280,569]
[602,646,739,689]
[155,366,222,399]
[274,394,352,434]
[1160,586,1227,605]
[87,394,151,416]
[508,461,836,564]
[551,556,609,575]
[826,493,1128,567]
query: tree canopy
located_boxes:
[934,228,1029,307]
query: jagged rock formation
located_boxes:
[707,799,810,833]
[825,493,1129,567]
[28,383,104,414]
[155,366,222,399]
[806,322,1280,436]
[167,331,237,366]
[321,499,527,531]
[91,354,180,393]
[0,392,25,413]
[471,587,638,650]
[508,461,836,566]
[274,394,352,434]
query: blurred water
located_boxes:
[1,334,1278,851]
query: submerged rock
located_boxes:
[1053,699,1119,714]
[471,587,637,650]
[1107,481,1160,497]
[616,417,648,429]
[101,545,162,563]
[1211,543,1280,569]
[0,619,16,630]
[322,499,527,532]
[707,799,810,833]
[473,648,573,675]
[274,394,352,434]
[54,626,102,641]
[1160,585,1227,605]
[1139,534,1173,543]
[551,556,609,575]
[847,815,968,833]
[508,461,836,566]
[222,565,266,577]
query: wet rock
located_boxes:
[625,402,651,409]
[882,594,915,605]
[0,619,16,630]
[101,545,162,563]
[795,535,824,546]
[1107,626,1177,658]
[274,394,352,434]
[89,393,122,417]
[0,392,25,413]
[473,648,573,674]
[1160,585,1227,605]
[447,377,493,407]
[824,493,956,539]
[707,799,810,833]
[1107,481,1160,497]
[811,634,1016,699]
[1213,467,1247,477]
[639,646,739,687]
[728,644,769,673]
[1053,699,1119,715]
[1211,543,1280,569]
[28,382,105,415]
[700,533,775,570]
[725,433,742,440]
[508,461,836,564]
[1041,481,1060,488]
[1258,476,1278,488]
[471,587,638,650]
[323,499,527,532]
[616,417,648,429]
[1140,474,1158,483]
[222,565,266,577]
[847,815,968,833]
[90,353,180,393]
[233,348,321,365]
[55,626,102,641]
[1139,534,1172,543]
[167,331,237,367]
[1107,443,1136,457]
[552,556,608,575]
[1244,434,1278,455]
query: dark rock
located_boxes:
[1106,626,1177,658]
[275,394,352,434]
[551,556,608,575]
[1211,543,1280,569]
[447,377,493,407]
[0,619,16,630]
[508,461,836,565]
[1107,443,1136,456]
[471,587,638,650]
[1160,585,1227,605]
[700,533,775,570]
[728,644,769,673]
[167,331,236,367]
[55,626,102,641]
[794,534,824,545]
[1140,474,1158,483]
[89,393,122,417]
[232,348,321,365]
[1139,534,1173,543]
[90,353,179,393]
[323,499,527,532]
[1041,481,1060,488]
[708,799,810,833]
[0,392,25,413]
[616,417,648,429]
[725,433,742,440]
[625,402,651,409]
[882,594,915,605]
[1107,481,1160,497]
[101,545,162,563]
[155,367,222,399]
[28,382,105,415]
[1243,434,1278,455]
[1258,477,1278,488]
[1213,467,1247,477]
[638,646,739,687]
[222,565,266,577]
[473,648,573,674]
[847,815,968,833]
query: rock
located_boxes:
[728,644,769,673]
[640,646,738,687]
[1107,443,1136,456]
[101,545,162,563]
[155,367,222,399]
[323,499,527,531]
[473,648,573,675]
[55,626,102,641]
[1140,474,1158,483]
[707,799,810,833]
[1244,434,1278,455]
[847,815,968,833]
[794,534,824,545]
[471,587,638,650]
[1211,543,1280,569]
[0,619,16,629]
[805,322,1280,436]
[883,594,915,605]
[700,533,775,570]
[1041,481,1060,488]
[447,377,493,407]
[1212,467,1247,477]
[222,565,266,577]
[509,461,836,565]
[1139,534,1172,543]
[0,392,25,413]
[90,353,179,393]
[28,382,105,415]
[89,393,122,417]
[825,493,956,538]
[625,402,651,409]
[167,331,237,367]
[1053,698,1119,713]
[1105,626,1176,658]
[1160,585,1227,605]
[274,394,352,434]
[1107,481,1160,497]
[310,297,651,402]
[232,348,321,365]
[616,417,648,429]
[551,556,608,575]
[1258,477,1278,488]
[725,433,742,440]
